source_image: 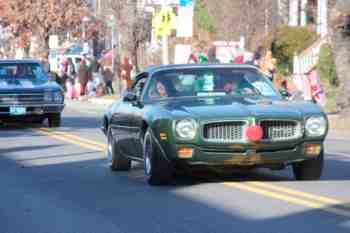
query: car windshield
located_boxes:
[144,68,279,101]
[0,63,47,84]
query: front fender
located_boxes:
[148,127,172,163]
[101,113,111,136]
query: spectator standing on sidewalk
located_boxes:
[78,58,90,96]
[40,52,50,73]
[252,46,263,66]
[65,58,78,99]
[58,53,69,90]
[102,66,114,95]
[306,66,326,107]
[259,51,276,81]
[121,56,133,91]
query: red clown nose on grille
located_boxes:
[246,125,263,141]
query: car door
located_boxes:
[110,93,133,156]
[126,73,149,158]
[109,89,139,157]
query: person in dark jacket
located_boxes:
[102,66,114,95]
[78,59,90,96]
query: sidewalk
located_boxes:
[327,114,350,138]
[77,94,120,106]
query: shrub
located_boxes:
[317,44,338,86]
[263,26,319,75]
[194,0,215,33]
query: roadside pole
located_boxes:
[108,14,122,96]
[111,25,115,72]
[154,1,175,65]
[162,34,169,65]
[162,1,169,65]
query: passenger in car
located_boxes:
[223,78,255,95]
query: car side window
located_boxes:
[132,75,148,99]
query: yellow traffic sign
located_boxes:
[153,6,176,37]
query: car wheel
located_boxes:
[32,117,46,125]
[143,129,173,185]
[292,150,324,181]
[107,128,131,171]
[48,113,61,128]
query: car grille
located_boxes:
[260,120,302,141]
[203,121,247,143]
[0,93,45,105]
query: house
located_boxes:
[279,0,336,38]
[274,0,337,74]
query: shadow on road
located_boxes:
[1,153,349,233]
[0,115,102,131]
[1,116,350,232]
[0,144,64,155]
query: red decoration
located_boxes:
[234,55,245,64]
[246,126,263,141]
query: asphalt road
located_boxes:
[1,100,350,233]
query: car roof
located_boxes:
[143,63,260,74]
[0,59,41,64]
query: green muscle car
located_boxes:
[102,64,328,185]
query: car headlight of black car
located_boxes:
[44,92,53,102]
[305,116,327,137]
[175,119,198,140]
[53,92,64,103]
[44,92,63,103]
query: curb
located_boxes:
[328,115,350,132]
[87,97,116,106]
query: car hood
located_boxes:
[0,79,60,92]
[159,96,323,121]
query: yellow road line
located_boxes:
[37,128,106,148]
[36,129,105,152]
[247,182,345,205]
[35,127,350,218]
[224,182,350,218]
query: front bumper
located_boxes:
[170,142,323,167]
[0,104,65,118]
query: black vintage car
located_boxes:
[0,59,64,127]
[102,64,328,185]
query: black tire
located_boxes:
[31,117,46,125]
[293,150,324,181]
[143,129,173,185]
[107,128,131,171]
[48,113,61,128]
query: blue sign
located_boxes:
[180,0,193,7]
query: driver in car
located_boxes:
[150,81,169,99]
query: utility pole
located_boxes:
[162,0,169,65]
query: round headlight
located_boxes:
[175,119,197,140]
[305,116,327,137]
[44,92,53,102]
[53,92,63,103]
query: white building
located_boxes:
[280,0,330,38]
[284,0,337,74]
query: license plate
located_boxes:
[224,154,262,165]
[10,106,26,115]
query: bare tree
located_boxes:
[0,0,89,57]
[108,0,151,72]
[197,0,274,51]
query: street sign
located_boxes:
[179,0,193,7]
[153,6,176,37]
